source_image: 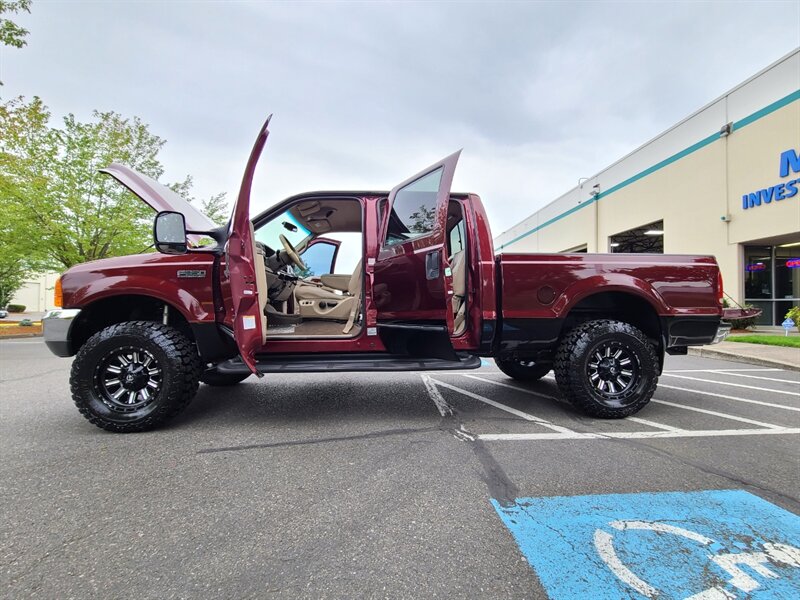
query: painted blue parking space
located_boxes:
[493,490,800,599]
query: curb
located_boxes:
[0,333,43,340]
[688,346,800,372]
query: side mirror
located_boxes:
[154,211,187,255]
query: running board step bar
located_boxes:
[214,352,482,375]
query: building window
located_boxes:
[561,244,588,253]
[609,220,664,253]
[744,242,800,326]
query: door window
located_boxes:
[384,167,443,246]
[300,242,337,277]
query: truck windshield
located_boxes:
[254,210,311,251]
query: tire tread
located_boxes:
[554,319,658,418]
[69,321,201,433]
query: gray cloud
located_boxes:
[2,1,798,233]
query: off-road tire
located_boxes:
[554,319,658,418]
[70,321,202,433]
[200,371,250,386]
[495,357,551,381]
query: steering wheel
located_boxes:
[279,234,307,271]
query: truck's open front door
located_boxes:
[372,150,461,359]
[227,116,271,375]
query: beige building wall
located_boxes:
[727,104,800,246]
[495,50,800,312]
[10,272,60,312]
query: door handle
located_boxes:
[425,250,440,280]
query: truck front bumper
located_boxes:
[42,309,81,357]
[710,322,731,345]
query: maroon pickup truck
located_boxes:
[43,118,732,432]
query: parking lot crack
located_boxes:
[196,426,440,454]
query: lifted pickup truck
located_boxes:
[44,118,732,432]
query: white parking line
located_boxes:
[427,377,575,434]
[626,417,683,432]
[460,374,558,401]
[661,373,800,397]
[657,384,800,413]
[478,428,800,441]
[664,368,781,373]
[650,399,784,430]
[707,371,800,384]
[420,374,453,416]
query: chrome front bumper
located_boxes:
[42,309,81,357]
[710,322,731,345]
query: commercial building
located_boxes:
[495,50,800,326]
[9,272,60,313]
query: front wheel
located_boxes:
[495,357,551,381]
[70,321,202,433]
[554,319,658,418]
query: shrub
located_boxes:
[6,304,26,313]
[785,306,800,332]
[19,319,33,327]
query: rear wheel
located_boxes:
[554,319,658,418]
[200,371,250,386]
[495,357,551,381]
[70,321,201,432]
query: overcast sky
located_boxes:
[2,1,799,237]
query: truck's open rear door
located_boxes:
[371,151,461,358]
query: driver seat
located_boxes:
[294,259,362,330]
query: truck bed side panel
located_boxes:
[497,253,722,354]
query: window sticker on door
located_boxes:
[242,315,256,330]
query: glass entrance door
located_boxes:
[744,243,800,325]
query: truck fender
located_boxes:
[552,273,669,318]
[69,276,212,323]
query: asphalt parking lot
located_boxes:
[2,338,799,599]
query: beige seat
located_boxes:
[294,259,363,333]
[450,250,467,334]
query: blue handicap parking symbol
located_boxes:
[493,489,800,599]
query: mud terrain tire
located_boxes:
[70,321,201,432]
[554,319,658,418]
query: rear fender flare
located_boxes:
[553,274,669,318]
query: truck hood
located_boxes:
[99,163,218,232]
[65,252,212,274]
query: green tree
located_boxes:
[1,96,225,276]
[0,0,30,49]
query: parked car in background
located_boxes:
[0,309,8,319]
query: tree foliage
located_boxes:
[1,96,227,292]
[0,0,30,50]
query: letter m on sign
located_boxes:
[779,148,800,177]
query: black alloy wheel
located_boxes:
[70,321,201,432]
[554,319,658,418]
[585,341,640,404]
[94,347,162,413]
